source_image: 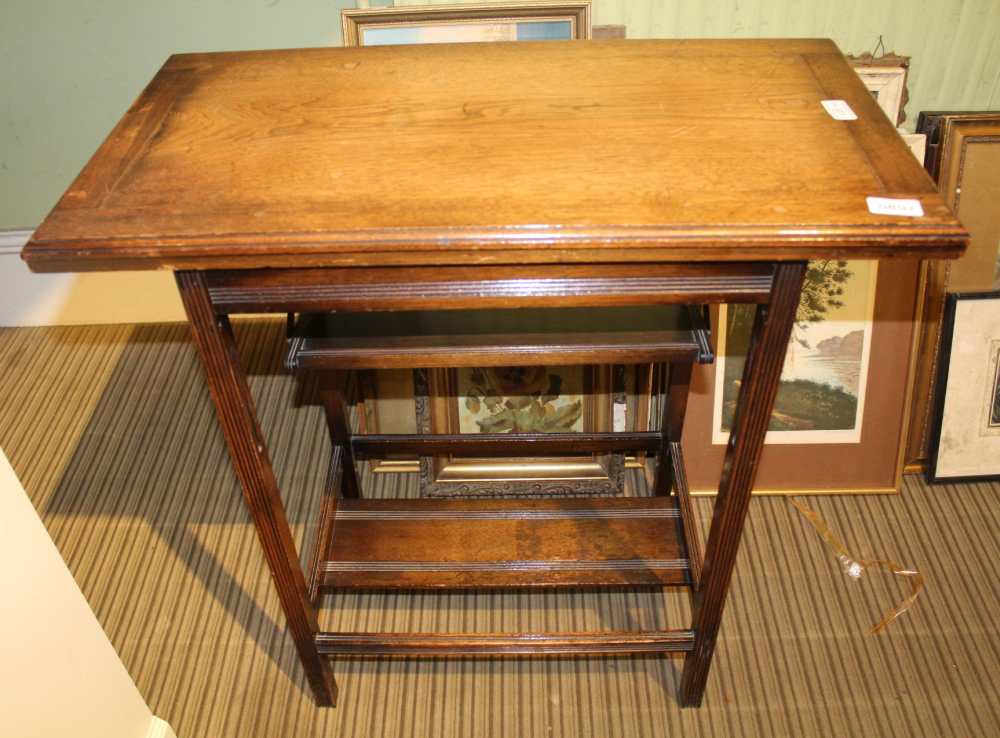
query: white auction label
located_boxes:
[613,401,627,433]
[821,99,857,120]
[866,196,925,217]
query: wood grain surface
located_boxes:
[317,497,692,589]
[24,39,965,272]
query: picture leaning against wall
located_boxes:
[713,260,878,445]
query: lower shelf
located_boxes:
[316,496,693,590]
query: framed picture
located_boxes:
[342,2,591,47]
[414,365,625,497]
[712,261,878,446]
[357,364,652,476]
[904,112,1000,469]
[848,54,909,126]
[680,254,923,494]
[926,292,1000,483]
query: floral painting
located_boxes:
[457,366,585,434]
[713,260,878,444]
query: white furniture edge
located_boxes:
[146,716,179,738]
[0,447,178,738]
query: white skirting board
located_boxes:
[0,229,185,326]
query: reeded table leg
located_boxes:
[176,271,338,707]
[680,261,806,707]
[318,370,361,499]
[652,361,693,496]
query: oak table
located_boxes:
[23,39,966,708]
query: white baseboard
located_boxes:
[146,716,178,738]
[1,228,185,326]
[0,227,33,254]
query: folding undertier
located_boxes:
[289,304,709,658]
[306,450,703,657]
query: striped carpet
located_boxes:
[3,319,1000,738]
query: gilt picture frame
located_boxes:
[342,2,591,47]
[926,291,1000,483]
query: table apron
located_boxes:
[203,262,777,314]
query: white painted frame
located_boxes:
[856,66,908,125]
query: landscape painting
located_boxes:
[361,20,573,46]
[713,260,878,444]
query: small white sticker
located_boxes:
[821,99,857,120]
[866,196,924,217]
[613,401,627,433]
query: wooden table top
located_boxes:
[24,39,966,272]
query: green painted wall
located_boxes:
[397,0,1000,117]
[3,0,999,229]
[587,0,1000,119]
[0,0,353,229]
